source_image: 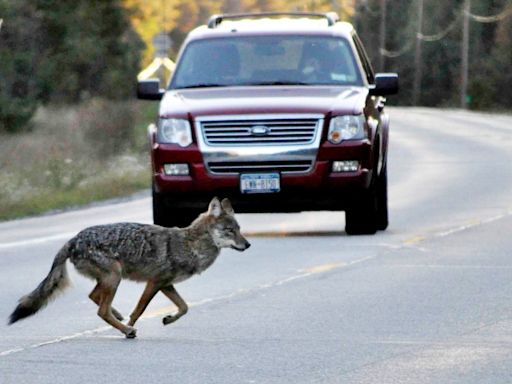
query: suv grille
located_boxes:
[208,160,313,174]
[200,118,319,146]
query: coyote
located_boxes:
[8,197,250,338]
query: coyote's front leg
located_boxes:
[161,285,188,325]
[128,280,159,327]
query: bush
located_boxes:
[80,99,137,159]
[0,99,152,220]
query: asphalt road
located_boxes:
[1,107,512,383]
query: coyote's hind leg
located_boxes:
[161,285,188,325]
[96,268,136,338]
[89,283,124,321]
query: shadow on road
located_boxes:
[244,230,346,238]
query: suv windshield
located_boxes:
[171,35,363,89]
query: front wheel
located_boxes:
[152,188,199,228]
[376,165,389,231]
[345,187,378,235]
[345,161,389,235]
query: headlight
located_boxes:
[157,118,192,147]
[328,115,366,144]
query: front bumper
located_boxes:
[151,140,374,213]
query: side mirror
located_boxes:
[369,73,399,96]
[137,79,165,100]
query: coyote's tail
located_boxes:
[8,243,71,325]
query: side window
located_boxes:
[352,34,375,84]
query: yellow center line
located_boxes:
[403,235,427,245]
[304,262,348,274]
[465,218,482,226]
[143,257,374,320]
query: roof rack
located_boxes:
[207,12,339,29]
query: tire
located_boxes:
[152,188,198,228]
[345,186,378,235]
[376,165,389,231]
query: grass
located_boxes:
[0,99,158,221]
[0,172,149,220]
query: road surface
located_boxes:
[1,107,512,383]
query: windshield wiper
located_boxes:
[177,81,312,89]
[177,83,228,89]
[241,81,311,86]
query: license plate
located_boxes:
[240,173,280,194]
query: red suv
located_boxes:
[138,12,398,235]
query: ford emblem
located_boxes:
[251,125,269,136]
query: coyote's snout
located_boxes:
[8,197,249,338]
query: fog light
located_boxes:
[332,160,359,173]
[163,163,189,176]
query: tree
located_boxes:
[483,13,512,109]
[35,0,143,103]
[468,0,512,109]
[0,0,143,132]
[123,0,179,65]
[0,1,41,131]
[356,0,512,108]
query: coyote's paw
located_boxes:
[162,315,178,325]
[124,326,137,339]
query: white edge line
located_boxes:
[434,212,510,239]
[4,210,510,356]
[0,255,373,357]
[0,233,75,250]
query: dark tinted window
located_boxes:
[171,35,363,89]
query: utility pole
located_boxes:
[460,0,470,109]
[378,0,387,72]
[412,0,424,105]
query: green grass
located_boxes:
[0,99,158,221]
[0,172,150,221]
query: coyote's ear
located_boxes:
[207,197,222,217]
[221,198,235,216]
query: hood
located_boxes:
[159,86,369,118]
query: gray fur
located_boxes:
[8,197,250,337]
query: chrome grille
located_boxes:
[207,160,313,174]
[200,118,319,146]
